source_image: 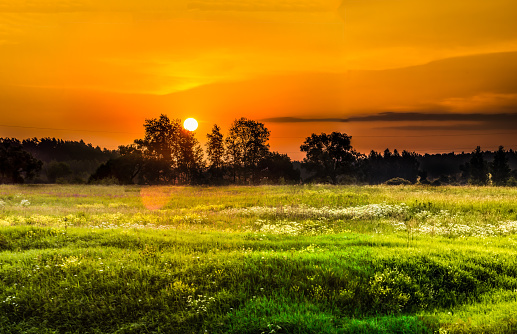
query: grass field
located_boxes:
[1,184,517,333]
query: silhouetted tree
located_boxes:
[469,146,488,185]
[0,138,42,183]
[88,161,116,184]
[300,132,359,184]
[258,151,300,183]
[491,146,511,186]
[178,128,204,183]
[138,114,182,165]
[365,150,386,184]
[399,150,420,183]
[205,124,225,182]
[116,144,144,183]
[206,124,225,170]
[134,114,203,184]
[89,144,145,184]
[225,118,270,183]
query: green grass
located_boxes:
[1,184,517,333]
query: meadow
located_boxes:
[1,184,517,334]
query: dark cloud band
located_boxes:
[262,112,517,123]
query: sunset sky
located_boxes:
[1,0,517,160]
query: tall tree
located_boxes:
[225,118,270,183]
[139,114,182,165]
[491,146,511,186]
[469,146,488,185]
[300,132,359,184]
[128,114,203,184]
[365,150,386,184]
[178,128,204,183]
[206,124,225,170]
[399,150,420,183]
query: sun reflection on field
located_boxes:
[140,186,171,210]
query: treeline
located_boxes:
[363,146,517,186]
[0,138,117,184]
[297,133,517,186]
[1,115,517,185]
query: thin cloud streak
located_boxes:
[262,112,517,124]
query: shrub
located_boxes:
[385,178,412,185]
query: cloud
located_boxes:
[347,112,517,123]
[378,124,517,132]
[262,112,517,130]
[261,116,347,123]
[335,0,517,70]
[438,93,517,113]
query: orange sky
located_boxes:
[1,0,517,161]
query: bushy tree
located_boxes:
[258,151,300,183]
[138,114,182,165]
[89,144,144,184]
[0,138,42,183]
[300,132,359,184]
[135,114,203,184]
[225,118,270,183]
[91,115,203,184]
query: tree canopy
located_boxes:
[225,117,271,183]
[300,132,360,184]
[0,138,42,183]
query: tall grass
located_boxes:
[1,184,517,333]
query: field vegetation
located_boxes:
[1,184,517,333]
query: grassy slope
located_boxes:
[1,185,517,333]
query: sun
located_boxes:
[183,118,198,131]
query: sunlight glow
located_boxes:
[140,186,171,211]
[183,118,198,131]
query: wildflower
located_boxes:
[20,199,30,206]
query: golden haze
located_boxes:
[1,0,517,160]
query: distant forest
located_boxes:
[1,115,516,186]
